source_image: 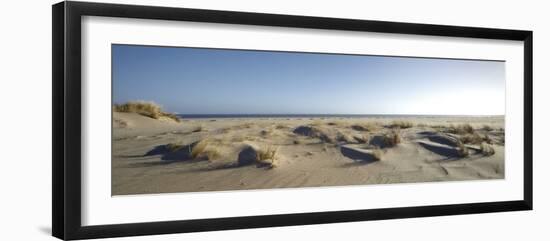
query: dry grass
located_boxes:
[483,134,493,144]
[311,120,324,126]
[456,139,469,157]
[430,124,448,130]
[447,124,474,135]
[460,133,482,144]
[241,123,254,129]
[232,135,257,142]
[371,149,383,161]
[161,113,180,122]
[480,142,495,156]
[166,142,184,152]
[481,125,494,131]
[256,145,278,168]
[218,127,231,134]
[351,122,378,131]
[390,120,413,129]
[114,101,161,118]
[353,134,369,144]
[260,129,272,136]
[191,125,203,132]
[166,140,221,160]
[257,145,278,161]
[460,133,492,145]
[190,139,209,159]
[336,132,354,143]
[114,101,180,122]
[203,148,222,160]
[293,125,335,143]
[382,131,401,147]
[317,132,335,143]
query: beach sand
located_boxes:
[112,112,505,195]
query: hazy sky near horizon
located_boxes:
[112,45,505,115]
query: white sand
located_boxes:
[112,112,505,195]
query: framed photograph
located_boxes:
[52,1,533,240]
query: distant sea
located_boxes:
[176,114,503,119]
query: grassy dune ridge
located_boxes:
[113,101,180,122]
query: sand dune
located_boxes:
[112,113,505,195]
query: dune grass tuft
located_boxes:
[114,101,180,122]
[192,125,203,132]
[382,131,401,147]
[484,134,493,144]
[190,139,210,159]
[165,140,220,160]
[336,132,354,143]
[293,125,334,143]
[257,145,278,161]
[353,134,369,144]
[371,149,383,161]
[166,142,184,152]
[311,119,324,126]
[456,139,469,157]
[460,133,492,145]
[351,122,378,132]
[238,123,254,129]
[114,101,161,118]
[256,145,278,168]
[430,124,448,130]
[447,124,474,135]
[203,148,222,160]
[260,129,272,136]
[390,120,413,129]
[480,142,495,156]
[481,125,494,131]
[460,133,482,144]
[161,113,181,122]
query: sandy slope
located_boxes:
[112,112,505,195]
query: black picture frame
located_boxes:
[52,1,533,240]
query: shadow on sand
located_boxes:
[417,141,461,159]
[339,146,379,167]
[127,142,203,167]
[426,135,458,147]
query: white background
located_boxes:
[0,0,547,240]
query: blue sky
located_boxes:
[112,44,505,115]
